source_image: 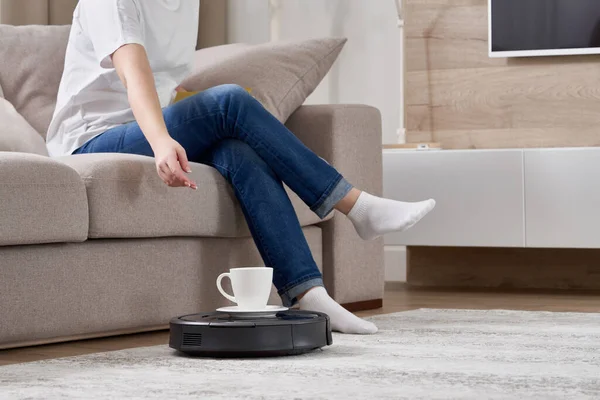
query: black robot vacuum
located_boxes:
[170,310,332,357]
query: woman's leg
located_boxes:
[198,139,322,307]
[197,139,379,334]
[167,84,435,237]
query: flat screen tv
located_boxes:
[489,0,600,58]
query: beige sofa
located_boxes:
[0,26,384,349]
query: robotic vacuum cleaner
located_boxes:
[170,310,332,357]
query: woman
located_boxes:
[47,0,435,334]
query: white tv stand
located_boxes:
[383,147,600,249]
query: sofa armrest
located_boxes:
[0,152,88,246]
[286,105,383,191]
[286,105,385,306]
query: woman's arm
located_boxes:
[112,44,197,190]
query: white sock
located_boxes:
[299,287,377,334]
[347,192,436,241]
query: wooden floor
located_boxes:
[1,285,599,366]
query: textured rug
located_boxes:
[2,309,600,400]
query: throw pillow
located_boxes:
[0,25,71,138]
[0,97,49,156]
[181,38,347,123]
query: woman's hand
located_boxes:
[152,137,198,190]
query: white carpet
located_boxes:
[2,309,600,399]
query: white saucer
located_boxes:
[216,305,288,318]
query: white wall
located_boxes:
[226,0,270,46]
[227,0,402,144]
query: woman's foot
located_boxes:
[299,287,377,334]
[346,192,436,241]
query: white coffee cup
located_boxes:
[216,267,273,310]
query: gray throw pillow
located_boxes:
[0,25,71,138]
[181,38,347,123]
[0,97,49,156]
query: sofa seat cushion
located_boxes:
[58,153,331,239]
[0,152,88,246]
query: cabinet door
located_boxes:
[384,150,525,247]
[525,148,600,248]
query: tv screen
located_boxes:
[489,0,600,57]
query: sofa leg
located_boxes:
[341,299,383,312]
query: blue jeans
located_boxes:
[74,84,353,306]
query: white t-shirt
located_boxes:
[46,0,200,157]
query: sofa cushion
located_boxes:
[0,152,88,246]
[182,38,347,123]
[0,25,71,138]
[0,97,49,156]
[58,153,331,239]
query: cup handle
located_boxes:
[216,272,237,304]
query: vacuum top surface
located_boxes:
[173,310,327,327]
